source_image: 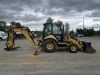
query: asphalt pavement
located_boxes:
[0,37,100,75]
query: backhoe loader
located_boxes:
[4,23,96,55]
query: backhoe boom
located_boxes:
[4,27,38,51]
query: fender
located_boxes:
[43,35,58,43]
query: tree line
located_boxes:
[0,21,7,32]
[0,21,22,32]
[0,17,100,36]
[47,17,100,36]
[76,28,100,36]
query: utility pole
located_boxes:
[83,16,85,29]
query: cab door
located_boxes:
[52,24,63,42]
[43,23,52,39]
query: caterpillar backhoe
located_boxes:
[4,23,96,55]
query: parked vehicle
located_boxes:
[78,34,84,37]
[0,31,7,41]
[15,32,23,39]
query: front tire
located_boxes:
[69,44,78,53]
[43,39,57,53]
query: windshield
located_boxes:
[43,24,52,37]
[52,24,62,34]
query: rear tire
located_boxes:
[69,44,78,53]
[43,39,57,53]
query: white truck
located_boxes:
[0,31,7,41]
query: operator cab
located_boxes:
[43,23,64,42]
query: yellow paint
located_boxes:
[14,28,35,46]
[71,46,77,51]
[46,42,54,50]
[44,35,58,43]
[6,27,84,52]
[66,35,83,50]
[6,27,38,49]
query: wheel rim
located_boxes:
[71,46,77,51]
[46,42,54,50]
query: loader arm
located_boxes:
[66,35,96,53]
[4,27,38,51]
[68,35,83,50]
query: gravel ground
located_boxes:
[0,37,100,75]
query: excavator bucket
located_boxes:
[34,46,43,55]
[82,42,96,53]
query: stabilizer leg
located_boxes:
[4,46,20,51]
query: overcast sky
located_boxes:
[0,0,100,31]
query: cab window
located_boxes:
[53,24,61,34]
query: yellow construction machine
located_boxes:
[4,23,96,55]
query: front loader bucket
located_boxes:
[82,42,96,53]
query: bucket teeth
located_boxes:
[85,47,96,53]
